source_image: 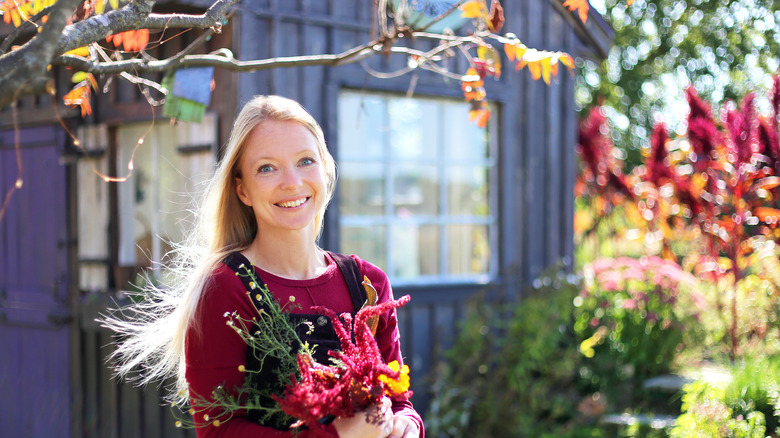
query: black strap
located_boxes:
[326,251,367,313]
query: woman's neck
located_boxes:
[242,229,327,280]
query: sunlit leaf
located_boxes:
[72,71,88,83]
[459,0,487,19]
[541,56,552,85]
[754,207,780,224]
[559,53,575,73]
[109,0,118,10]
[95,0,104,14]
[527,60,541,80]
[65,46,90,57]
[562,0,588,23]
[63,82,92,117]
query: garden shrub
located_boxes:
[574,256,705,411]
[671,355,780,438]
[425,266,605,438]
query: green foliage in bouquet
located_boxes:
[426,265,607,438]
[574,256,704,410]
[671,356,780,438]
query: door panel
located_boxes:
[0,125,71,437]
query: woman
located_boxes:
[106,96,423,438]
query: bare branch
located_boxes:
[54,41,379,75]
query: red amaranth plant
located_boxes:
[274,293,412,437]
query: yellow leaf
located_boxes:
[562,0,589,23]
[559,53,575,71]
[528,60,541,80]
[72,71,88,83]
[109,0,118,10]
[11,9,21,27]
[541,56,552,85]
[627,0,635,4]
[95,0,104,14]
[65,46,90,57]
[477,44,488,61]
[459,0,487,19]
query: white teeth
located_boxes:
[278,198,307,208]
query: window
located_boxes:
[338,91,497,284]
[116,116,216,277]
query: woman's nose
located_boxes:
[279,167,303,190]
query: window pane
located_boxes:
[388,99,439,160]
[447,224,490,276]
[339,163,384,216]
[393,164,439,216]
[339,92,386,159]
[448,166,489,216]
[390,224,440,279]
[341,226,386,269]
[442,103,490,162]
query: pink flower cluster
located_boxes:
[584,256,705,324]
[273,295,412,437]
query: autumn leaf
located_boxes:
[563,0,588,24]
[487,0,504,32]
[65,46,90,57]
[754,207,780,224]
[541,57,553,85]
[459,0,487,19]
[527,60,541,80]
[559,53,575,73]
[63,82,93,117]
[106,29,150,51]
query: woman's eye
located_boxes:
[300,157,316,166]
[258,164,274,173]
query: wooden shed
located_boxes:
[0,1,611,436]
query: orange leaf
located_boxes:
[559,53,575,72]
[459,0,487,19]
[527,60,541,80]
[562,0,588,23]
[627,0,635,4]
[136,28,149,51]
[504,43,516,61]
[63,83,92,117]
[122,30,135,51]
[469,107,490,128]
[754,207,780,223]
[65,46,90,57]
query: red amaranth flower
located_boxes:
[273,294,412,437]
[646,123,675,186]
[725,94,757,168]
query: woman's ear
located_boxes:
[235,177,252,207]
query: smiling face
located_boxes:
[235,120,328,235]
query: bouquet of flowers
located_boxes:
[274,295,412,436]
[178,263,412,437]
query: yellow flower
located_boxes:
[379,360,411,396]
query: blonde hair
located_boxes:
[103,96,336,400]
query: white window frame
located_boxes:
[337,90,499,286]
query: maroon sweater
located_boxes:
[185,253,424,437]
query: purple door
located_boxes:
[0,125,71,437]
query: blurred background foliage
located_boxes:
[576,0,780,169]
[425,0,780,433]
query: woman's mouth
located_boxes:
[276,197,309,208]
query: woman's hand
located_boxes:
[332,397,394,438]
[388,413,420,438]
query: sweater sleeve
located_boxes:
[184,264,335,438]
[354,256,426,438]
